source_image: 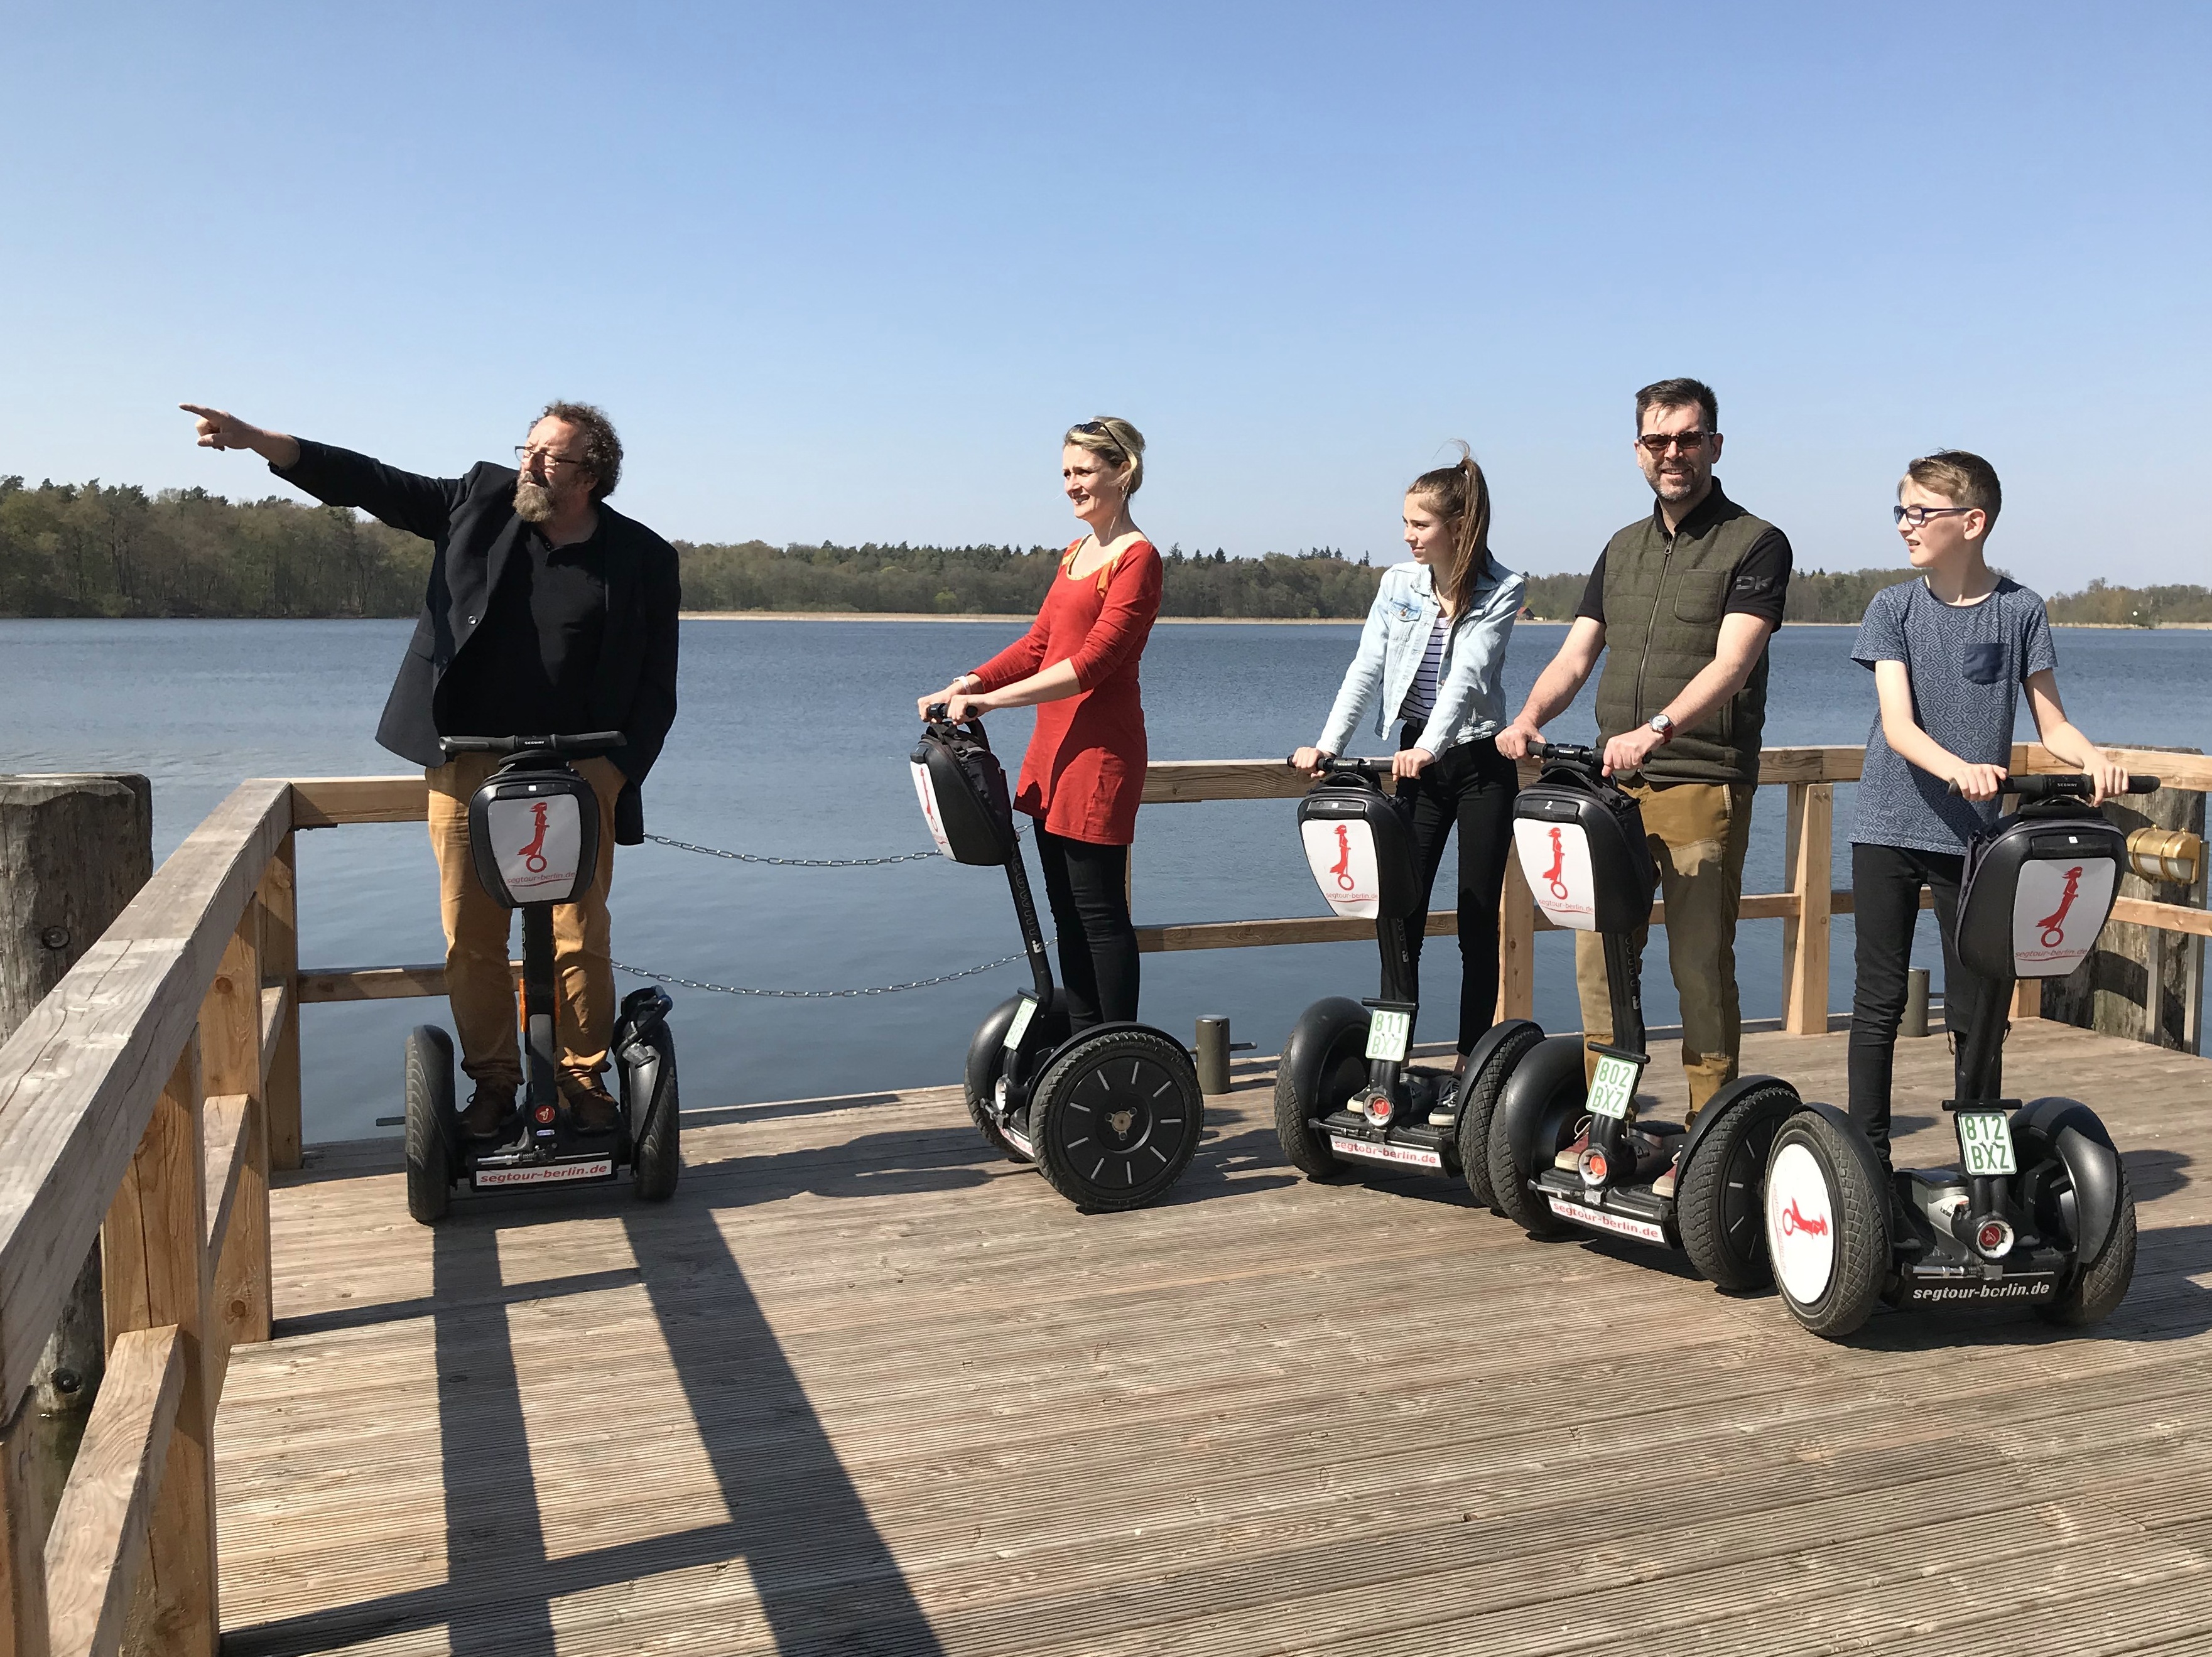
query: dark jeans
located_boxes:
[1391,723,1519,1055]
[1846,840,2005,1167]
[1034,825,1138,1029]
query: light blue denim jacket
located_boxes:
[1316,556,1526,756]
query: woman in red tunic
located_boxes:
[918,418,1162,1028]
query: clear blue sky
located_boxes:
[6,3,2206,587]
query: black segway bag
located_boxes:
[1510,765,1657,933]
[1956,809,2127,981]
[1298,775,1418,920]
[468,766,601,909]
[912,720,1017,867]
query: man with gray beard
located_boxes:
[180,401,680,1137]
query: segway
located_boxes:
[1483,743,1804,1290]
[911,706,1203,1211]
[1762,771,2157,1339]
[1271,755,1544,1197]
[404,732,681,1225]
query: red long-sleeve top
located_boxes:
[968,537,1162,846]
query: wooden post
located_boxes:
[1495,853,1534,1022]
[0,1387,52,1657]
[100,1035,219,1657]
[203,902,271,1354]
[1782,782,1834,1036]
[1,774,154,1535]
[260,836,303,1172]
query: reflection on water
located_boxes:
[4,617,2206,1140]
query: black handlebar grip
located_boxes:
[926,703,950,721]
[2127,774,2160,794]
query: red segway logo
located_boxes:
[520,801,551,874]
[1543,826,1571,900]
[1780,1199,1829,1239]
[2036,865,2083,948]
[1331,823,1356,892]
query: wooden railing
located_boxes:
[0,742,2203,1654]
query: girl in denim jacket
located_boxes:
[1293,447,1526,1075]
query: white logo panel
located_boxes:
[1765,1140,1838,1307]
[2010,857,2117,976]
[911,762,957,859]
[1514,818,1598,930]
[485,793,584,900]
[1302,818,1382,918]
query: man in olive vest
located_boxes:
[1498,378,1791,1186]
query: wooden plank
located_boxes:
[255,987,288,1088]
[43,1327,184,1657]
[2016,743,2212,794]
[99,1037,215,1657]
[0,1387,50,1657]
[1495,855,1534,1022]
[285,776,427,828]
[2112,893,2212,939]
[0,779,289,1407]
[2014,978,2042,1020]
[1783,782,1835,1035]
[200,906,269,1359]
[198,1098,248,1288]
[257,838,301,1173]
[1752,745,1865,784]
[1138,760,1318,804]
[295,961,518,1003]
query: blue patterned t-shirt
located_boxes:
[1849,576,2058,855]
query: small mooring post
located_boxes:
[0,773,154,1529]
[1195,1015,1232,1096]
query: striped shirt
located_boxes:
[1396,615,1449,724]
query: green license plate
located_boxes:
[1365,1010,1412,1064]
[1956,1110,2017,1177]
[1002,994,1038,1053]
[1587,1052,1641,1121]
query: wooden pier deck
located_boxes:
[216,1018,2212,1657]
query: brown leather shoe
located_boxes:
[563,1081,621,1135]
[460,1083,517,1140]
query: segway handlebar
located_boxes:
[1284,753,1392,777]
[439,731,627,758]
[1946,772,2158,801]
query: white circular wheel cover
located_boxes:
[1766,1140,1838,1306]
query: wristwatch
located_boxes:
[1647,713,1675,745]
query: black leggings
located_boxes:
[1033,825,1138,1030]
[1391,724,1519,1055]
[1846,841,2005,1167]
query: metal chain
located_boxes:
[640,824,1024,868]
[612,946,1043,999]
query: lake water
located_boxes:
[3,617,2205,1142]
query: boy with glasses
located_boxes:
[1846,450,2124,1175]
[1499,378,1790,1193]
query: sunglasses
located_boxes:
[1636,431,1715,456]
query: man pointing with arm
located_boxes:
[1497,379,1790,1191]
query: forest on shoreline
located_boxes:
[4,475,2207,627]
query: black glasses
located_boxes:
[1892,504,1973,528]
[1636,431,1714,456]
[514,445,587,470]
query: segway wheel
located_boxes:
[1676,1080,1799,1292]
[1764,1113,1886,1341]
[2043,1162,2137,1327]
[631,1027,681,1203]
[1272,998,1370,1180]
[404,1025,457,1226]
[1485,1035,1587,1239]
[1031,1028,1205,1212]
[1456,1023,1545,1212]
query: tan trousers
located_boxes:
[426,753,622,1094]
[1575,780,1755,1121]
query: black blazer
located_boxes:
[276,440,680,843]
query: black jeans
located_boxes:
[1846,841,2005,1167]
[1391,723,1519,1055]
[1033,826,1138,1030]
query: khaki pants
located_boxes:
[426,753,622,1094]
[1575,780,1755,1121]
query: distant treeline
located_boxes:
[3,477,2205,627]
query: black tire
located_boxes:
[1764,1113,1887,1340]
[1676,1081,1799,1292]
[404,1025,457,1226]
[1031,1027,1205,1212]
[1271,998,1369,1180]
[2043,1162,2137,1327]
[963,991,1068,1163]
[631,1027,681,1203]
[1456,1024,1545,1213]
[1486,1035,1586,1239]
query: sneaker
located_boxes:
[1651,1148,1683,1201]
[1426,1075,1461,1129]
[1553,1116,1594,1172]
[460,1083,517,1140]
[563,1081,621,1135]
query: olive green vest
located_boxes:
[1593,482,1776,784]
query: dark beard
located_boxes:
[514,479,556,522]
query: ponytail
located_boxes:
[1406,442,1492,617]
